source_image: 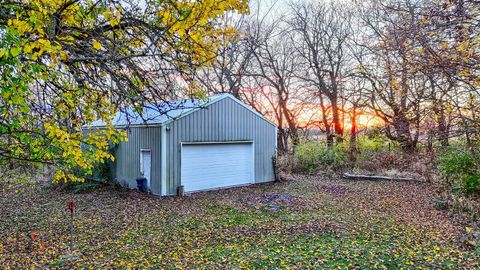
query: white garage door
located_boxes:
[181,143,254,192]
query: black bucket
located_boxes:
[136,177,147,192]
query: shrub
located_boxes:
[74,145,116,182]
[58,179,104,193]
[275,154,296,175]
[357,135,387,152]
[90,160,114,181]
[293,141,347,174]
[347,133,405,173]
[356,133,399,154]
[364,126,384,140]
[71,160,113,183]
[356,151,405,172]
[438,147,480,195]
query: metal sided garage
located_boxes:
[86,93,277,196]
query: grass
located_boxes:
[0,177,478,269]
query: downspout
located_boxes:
[274,126,278,152]
[160,124,167,196]
[274,126,279,181]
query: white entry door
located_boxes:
[140,150,151,189]
[181,143,254,192]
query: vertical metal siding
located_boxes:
[113,126,162,195]
[165,97,276,195]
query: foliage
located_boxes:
[275,154,296,176]
[59,180,104,194]
[0,177,478,268]
[352,134,407,172]
[0,0,249,182]
[75,144,116,182]
[356,132,397,153]
[363,126,384,140]
[285,135,405,174]
[438,147,480,195]
[89,159,113,182]
[0,166,35,193]
[293,141,347,173]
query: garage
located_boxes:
[181,142,254,192]
[88,93,277,196]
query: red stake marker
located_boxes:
[67,200,75,213]
[67,200,75,253]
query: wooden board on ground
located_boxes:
[342,172,423,182]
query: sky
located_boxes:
[249,0,290,21]
[250,0,344,19]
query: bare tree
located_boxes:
[288,1,353,144]
[353,0,431,151]
[196,14,256,98]
[246,18,302,153]
[413,0,480,150]
[344,75,370,159]
[200,0,479,156]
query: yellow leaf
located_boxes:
[10,47,21,57]
[199,17,208,25]
[24,43,32,54]
[60,51,69,61]
[93,41,102,50]
[109,18,120,27]
[177,28,185,37]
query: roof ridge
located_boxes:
[85,93,276,128]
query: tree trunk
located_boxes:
[319,93,333,146]
[432,88,449,147]
[278,90,299,151]
[393,113,416,152]
[331,95,344,143]
[276,104,287,155]
[427,129,433,152]
[437,106,449,147]
[349,107,358,161]
[277,128,288,155]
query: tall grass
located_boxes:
[282,133,403,175]
[293,141,348,173]
[438,146,480,195]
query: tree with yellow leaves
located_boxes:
[0,0,248,181]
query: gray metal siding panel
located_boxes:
[165,97,276,195]
[113,127,162,195]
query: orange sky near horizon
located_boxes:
[292,106,384,131]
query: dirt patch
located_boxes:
[258,193,297,204]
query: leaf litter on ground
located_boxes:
[0,176,478,269]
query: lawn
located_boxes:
[0,176,478,269]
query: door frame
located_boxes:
[140,149,152,189]
[179,141,255,192]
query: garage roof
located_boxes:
[87,93,275,128]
